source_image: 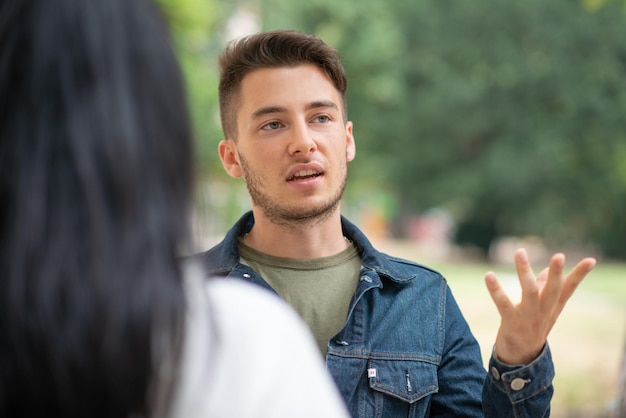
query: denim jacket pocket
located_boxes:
[366,359,438,417]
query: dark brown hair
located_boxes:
[218,30,348,139]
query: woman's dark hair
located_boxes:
[0,0,192,416]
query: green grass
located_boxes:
[574,262,626,304]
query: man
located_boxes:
[196,29,596,417]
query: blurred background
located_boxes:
[157,0,626,416]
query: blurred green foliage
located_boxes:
[157,0,231,174]
[158,0,626,259]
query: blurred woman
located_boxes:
[0,0,349,417]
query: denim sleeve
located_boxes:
[482,344,554,418]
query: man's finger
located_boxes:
[541,253,565,313]
[514,248,540,306]
[536,267,550,283]
[485,272,514,315]
[558,258,597,308]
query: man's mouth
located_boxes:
[287,169,322,181]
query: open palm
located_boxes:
[485,248,596,364]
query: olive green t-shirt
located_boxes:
[238,240,361,355]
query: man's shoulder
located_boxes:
[188,212,255,274]
[186,240,233,276]
[368,250,447,286]
[339,216,447,285]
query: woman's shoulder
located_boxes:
[170,267,349,418]
[205,276,295,323]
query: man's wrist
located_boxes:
[488,343,555,402]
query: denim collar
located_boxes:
[199,211,420,283]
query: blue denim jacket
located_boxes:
[195,212,555,417]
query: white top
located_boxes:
[167,267,350,418]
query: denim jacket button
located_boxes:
[510,378,527,391]
[491,367,500,381]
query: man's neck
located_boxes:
[243,208,348,259]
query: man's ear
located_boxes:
[345,121,356,162]
[218,139,243,178]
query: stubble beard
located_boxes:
[238,152,347,230]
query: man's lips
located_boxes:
[286,164,324,182]
[287,169,322,182]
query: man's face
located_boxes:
[219,64,356,226]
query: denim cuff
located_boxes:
[487,343,555,403]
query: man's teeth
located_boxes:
[290,169,320,180]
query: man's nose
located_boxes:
[288,121,317,156]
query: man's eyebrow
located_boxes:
[307,100,338,111]
[251,101,339,120]
[251,106,287,120]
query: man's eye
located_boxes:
[313,115,330,123]
[261,121,282,130]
